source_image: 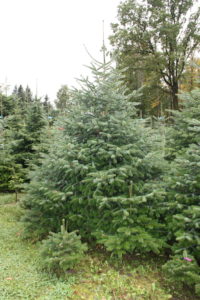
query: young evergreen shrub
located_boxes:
[40,220,87,274]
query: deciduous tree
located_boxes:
[110,0,200,111]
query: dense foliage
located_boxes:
[162,89,200,295]
[1,1,200,297]
[22,63,167,257]
[0,86,54,192]
[20,62,200,296]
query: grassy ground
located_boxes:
[0,193,198,300]
[0,194,74,300]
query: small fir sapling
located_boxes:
[40,219,87,274]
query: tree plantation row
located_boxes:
[1,61,200,296]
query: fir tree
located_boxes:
[163,88,200,296]
[22,62,167,256]
[0,118,24,192]
[6,101,48,180]
[40,219,88,274]
[25,101,50,166]
[15,85,29,115]
[0,94,16,117]
[0,119,12,191]
[43,94,54,120]
[12,85,18,96]
[25,86,33,103]
[166,88,200,159]
[6,106,27,167]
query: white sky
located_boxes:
[0,0,121,102]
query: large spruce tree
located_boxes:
[22,62,167,256]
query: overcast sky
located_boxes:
[0,0,121,102]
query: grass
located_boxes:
[0,193,19,205]
[0,193,74,300]
[0,193,199,300]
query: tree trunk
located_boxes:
[171,82,179,110]
[15,190,18,202]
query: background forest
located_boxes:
[1,0,200,298]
